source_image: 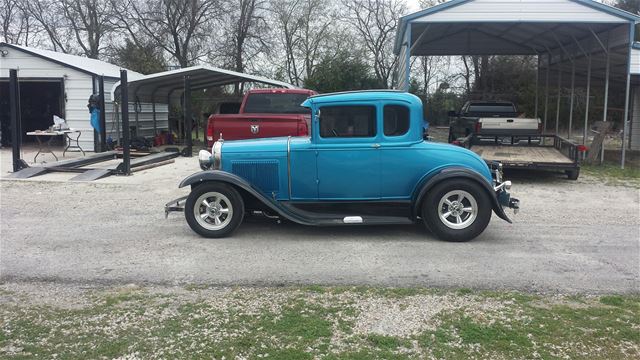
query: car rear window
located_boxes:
[383,105,410,136]
[319,105,376,138]
[243,93,311,114]
[467,103,516,113]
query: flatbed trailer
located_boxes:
[457,134,581,180]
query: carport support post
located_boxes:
[183,75,193,157]
[9,69,26,172]
[555,63,562,135]
[621,25,633,170]
[543,53,550,134]
[583,55,592,147]
[98,76,107,152]
[534,56,539,119]
[568,62,575,139]
[600,42,610,164]
[120,70,131,175]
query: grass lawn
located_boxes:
[581,162,640,187]
[1,284,638,359]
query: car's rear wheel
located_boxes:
[422,179,492,242]
[185,182,244,238]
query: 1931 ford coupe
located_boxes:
[167,91,519,242]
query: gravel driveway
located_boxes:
[0,166,638,294]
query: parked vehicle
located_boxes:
[206,88,316,147]
[168,91,520,242]
[456,134,582,180]
[448,101,541,143]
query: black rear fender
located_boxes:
[412,167,511,223]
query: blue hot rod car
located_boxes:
[167,90,519,242]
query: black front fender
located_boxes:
[179,170,316,225]
[412,167,512,223]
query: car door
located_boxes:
[314,104,381,200]
[379,102,426,199]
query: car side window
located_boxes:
[319,105,376,138]
[383,105,410,136]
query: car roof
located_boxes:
[303,90,422,106]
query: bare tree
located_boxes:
[221,0,269,73]
[299,0,333,80]
[23,0,71,52]
[270,0,303,85]
[111,0,219,67]
[269,0,334,85]
[1,0,34,45]
[344,0,406,88]
[58,0,113,59]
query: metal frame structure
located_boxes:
[109,65,296,157]
[394,0,640,168]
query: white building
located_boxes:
[0,43,168,151]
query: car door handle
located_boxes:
[372,143,381,149]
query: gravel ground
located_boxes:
[1,162,638,294]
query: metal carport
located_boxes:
[110,65,295,156]
[394,0,639,168]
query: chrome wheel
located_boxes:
[437,190,478,230]
[193,192,233,231]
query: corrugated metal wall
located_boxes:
[631,48,640,75]
[396,31,410,92]
[631,86,640,151]
[103,102,169,142]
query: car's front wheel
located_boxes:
[422,180,492,242]
[185,182,244,238]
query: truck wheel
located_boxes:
[566,169,580,180]
[185,182,244,238]
[421,180,492,242]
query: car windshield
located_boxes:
[243,93,311,114]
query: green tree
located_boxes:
[303,50,382,93]
[111,39,167,75]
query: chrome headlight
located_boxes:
[198,150,213,170]
[211,140,223,170]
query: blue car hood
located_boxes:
[221,137,290,153]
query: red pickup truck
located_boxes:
[206,88,316,147]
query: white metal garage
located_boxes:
[0,43,168,151]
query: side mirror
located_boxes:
[448,111,458,117]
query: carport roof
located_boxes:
[110,65,296,102]
[394,0,639,56]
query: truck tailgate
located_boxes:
[478,117,540,135]
[208,114,308,143]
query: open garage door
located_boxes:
[0,78,64,146]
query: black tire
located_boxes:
[566,169,579,180]
[185,182,244,238]
[421,179,492,242]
